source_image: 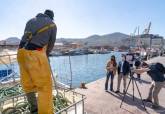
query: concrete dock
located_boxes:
[76,56,165,114]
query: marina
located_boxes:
[0,1,165,113]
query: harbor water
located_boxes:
[0,52,125,87]
[49,52,125,87]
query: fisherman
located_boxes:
[133,62,165,109]
[17,9,57,114]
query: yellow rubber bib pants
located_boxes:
[17,48,53,114]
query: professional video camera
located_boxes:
[126,53,135,68]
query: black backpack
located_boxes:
[155,63,165,74]
[147,63,165,82]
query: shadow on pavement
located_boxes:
[107,91,165,114]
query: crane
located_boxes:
[137,26,142,49]
[129,27,137,49]
[133,27,137,35]
[143,22,151,34]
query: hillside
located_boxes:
[0,32,134,47]
[57,32,129,47]
[0,37,20,45]
[1,33,164,49]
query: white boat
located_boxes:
[0,49,17,84]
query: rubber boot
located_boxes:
[26,92,38,114]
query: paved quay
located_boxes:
[76,56,165,114]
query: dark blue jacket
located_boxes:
[118,61,130,76]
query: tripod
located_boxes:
[120,71,147,110]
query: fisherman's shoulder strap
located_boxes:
[25,23,55,40]
[23,23,55,47]
[34,23,56,36]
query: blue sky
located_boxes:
[0,0,164,40]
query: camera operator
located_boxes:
[133,62,165,109]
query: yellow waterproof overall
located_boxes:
[17,47,53,114]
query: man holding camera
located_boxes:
[134,62,165,109]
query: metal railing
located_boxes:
[55,89,86,114]
[0,87,86,114]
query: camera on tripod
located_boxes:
[126,53,136,78]
[120,53,146,110]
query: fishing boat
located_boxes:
[0,49,18,85]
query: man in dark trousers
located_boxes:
[17,9,57,114]
[134,62,165,109]
[115,54,130,94]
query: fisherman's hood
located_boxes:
[36,13,49,18]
